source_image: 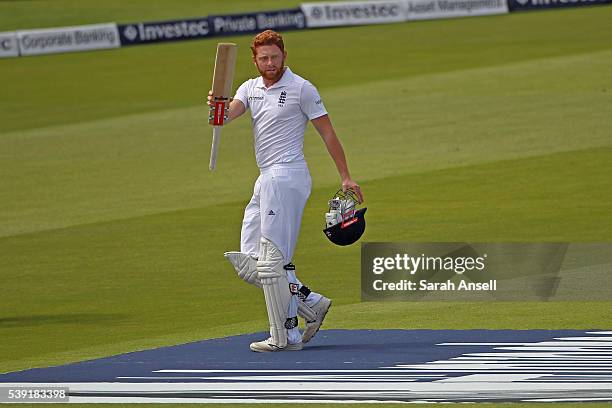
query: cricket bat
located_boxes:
[208,43,238,170]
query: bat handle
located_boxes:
[209,126,222,171]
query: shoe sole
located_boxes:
[303,299,332,343]
[285,343,303,351]
[250,343,303,352]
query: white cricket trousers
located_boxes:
[241,163,310,263]
[240,162,322,343]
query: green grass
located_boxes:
[1,3,612,407]
[13,405,612,408]
[2,5,612,132]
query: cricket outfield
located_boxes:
[1,1,611,406]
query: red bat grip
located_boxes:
[213,101,226,126]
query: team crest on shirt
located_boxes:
[278,91,287,107]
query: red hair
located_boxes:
[250,30,285,56]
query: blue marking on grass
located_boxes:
[1,329,611,402]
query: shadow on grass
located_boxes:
[0,313,128,328]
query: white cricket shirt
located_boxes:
[234,67,327,169]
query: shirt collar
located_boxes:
[256,67,293,90]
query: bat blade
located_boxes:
[208,43,237,170]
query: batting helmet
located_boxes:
[323,189,367,246]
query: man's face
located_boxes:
[253,44,286,82]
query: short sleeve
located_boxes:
[300,81,327,120]
[233,80,250,110]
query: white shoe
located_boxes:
[249,337,303,352]
[302,297,332,343]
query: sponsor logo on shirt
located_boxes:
[248,95,264,101]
